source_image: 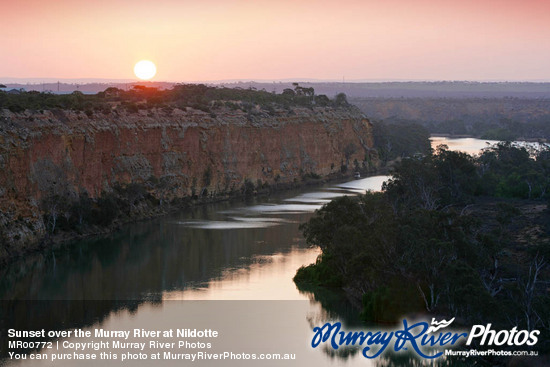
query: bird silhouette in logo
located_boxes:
[426,318,456,333]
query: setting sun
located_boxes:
[134,60,156,80]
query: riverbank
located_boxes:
[293,142,550,363]
[0,98,377,265]
[0,173,390,301]
[0,167,386,266]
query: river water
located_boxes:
[430,136,499,155]
[0,138,498,366]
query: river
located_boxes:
[0,138,499,366]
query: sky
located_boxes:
[1,0,550,82]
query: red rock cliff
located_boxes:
[0,106,374,255]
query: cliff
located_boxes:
[0,105,375,261]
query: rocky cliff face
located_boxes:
[0,106,374,259]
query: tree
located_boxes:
[314,95,330,106]
[296,142,550,333]
[343,143,357,166]
[201,166,212,196]
[334,93,348,106]
[282,88,295,97]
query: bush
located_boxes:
[293,256,344,288]
[0,84,351,115]
[241,179,255,197]
[92,193,119,226]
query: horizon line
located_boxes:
[3,77,550,85]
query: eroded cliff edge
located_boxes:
[0,105,375,261]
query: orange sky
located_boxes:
[1,0,549,81]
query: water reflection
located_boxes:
[430,136,498,155]
[430,136,550,156]
[284,191,349,203]
[335,176,390,193]
[223,203,324,215]
[175,219,282,229]
[1,176,391,366]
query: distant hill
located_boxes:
[3,80,549,139]
[351,97,550,140]
[245,81,550,99]
[0,81,175,94]
[3,81,550,98]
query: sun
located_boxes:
[134,60,157,80]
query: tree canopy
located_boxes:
[0,83,347,115]
[296,143,550,353]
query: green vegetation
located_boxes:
[351,98,550,140]
[40,183,158,234]
[372,121,432,163]
[38,176,277,235]
[295,143,550,352]
[1,83,356,244]
[0,83,347,115]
